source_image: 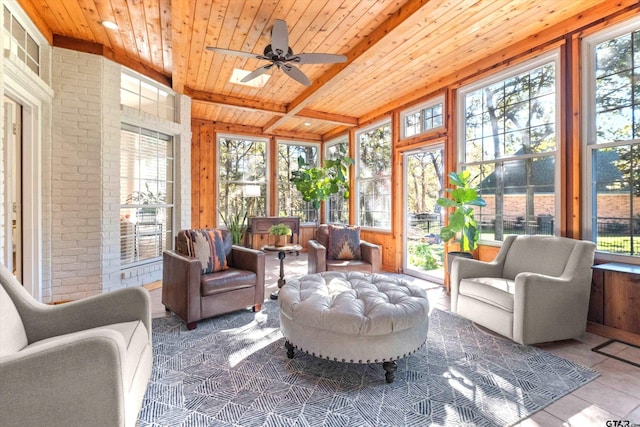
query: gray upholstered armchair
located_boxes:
[0,262,152,427]
[450,235,596,345]
[163,228,265,330]
[308,224,381,274]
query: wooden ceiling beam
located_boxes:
[297,109,358,126]
[186,87,287,114]
[263,0,434,134]
[170,0,194,93]
[192,118,321,142]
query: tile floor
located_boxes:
[149,252,640,427]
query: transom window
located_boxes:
[121,71,176,121]
[458,52,560,241]
[325,136,350,224]
[356,121,392,230]
[217,135,268,223]
[278,140,319,223]
[120,125,174,266]
[3,5,40,75]
[584,18,640,257]
[401,96,444,139]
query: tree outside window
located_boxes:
[460,54,559,241]
[325,137,350,224]
[357,122,392,230]
[278,141,319,223]
[217,136,267,223]
[586,22,640,256]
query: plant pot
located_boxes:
[447,251,474,272]
[274,235,287,247]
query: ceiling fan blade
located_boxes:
[206,46,261,60]
[241,64,273,83]
[292,53,347,64]
[282,64,311,86]
[271,19,289,57]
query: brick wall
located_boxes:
[49,47,191,301]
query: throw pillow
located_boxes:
[328,224,361,260]
[177,229,229,274]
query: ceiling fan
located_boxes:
[206,19,347,86]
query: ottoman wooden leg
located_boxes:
[383,361,397,383]
[285,340,295,359]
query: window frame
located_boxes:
[276,139,320,225]
[399,95,445,140]
[355,119,393,232]
[456,50,562,243]
[582,16,640,262]
[215,133,270,224]
[324,135,350,224]
[119,124,175,267]
[121,69,176,122]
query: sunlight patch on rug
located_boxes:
[139,302,598,427]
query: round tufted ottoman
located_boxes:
[278,271,430,383]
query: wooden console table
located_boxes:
[245,216,300,250]
[589,262,640,346]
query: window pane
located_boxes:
[120,126,173,265]
[278,142,318,223]
[325,138,350,224]
[218,137,268,224]
[358,178,391,229]
[461,57,558,241]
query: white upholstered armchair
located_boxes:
[0,262,152,427]
[450,235,596,345]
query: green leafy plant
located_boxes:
[221,210,247,245]
[268,223,292,236]
[436,170,487,252]
[126,182,166,205]
[290,155,354,211]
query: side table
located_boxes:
[261,244,303,299]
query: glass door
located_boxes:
[403,145,445,283]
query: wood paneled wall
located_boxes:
[191,4,640,272]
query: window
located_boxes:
[325,136,350,224]
[121,71,176,121]
[458,52,559,241]
[356,121,392,230]
[217,135,268,223]
[584,19,640,257]
[120,125,174,265]
[3,6,40,75]
[278,141,319,223]
[401,96,444,139]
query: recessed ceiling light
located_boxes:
[101,20,118,30]
[304,122,311,126]
[230,68,270,88]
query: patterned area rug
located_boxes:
[139,302,598,427]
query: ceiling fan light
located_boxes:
[101,20,118,30]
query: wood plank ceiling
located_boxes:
[18,0,622,140]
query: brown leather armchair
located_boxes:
[308,224,381,274]
[162,229,265,330]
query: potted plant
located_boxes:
[436,170,486,269]
[221,210,247,246]
[268,223,292,247]
[290,154,354,225]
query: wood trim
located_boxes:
[191,122,201,228]
[53,34,172,87]
[587,322,640,347]
[565,35,582,239]
[269,137,278,217]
